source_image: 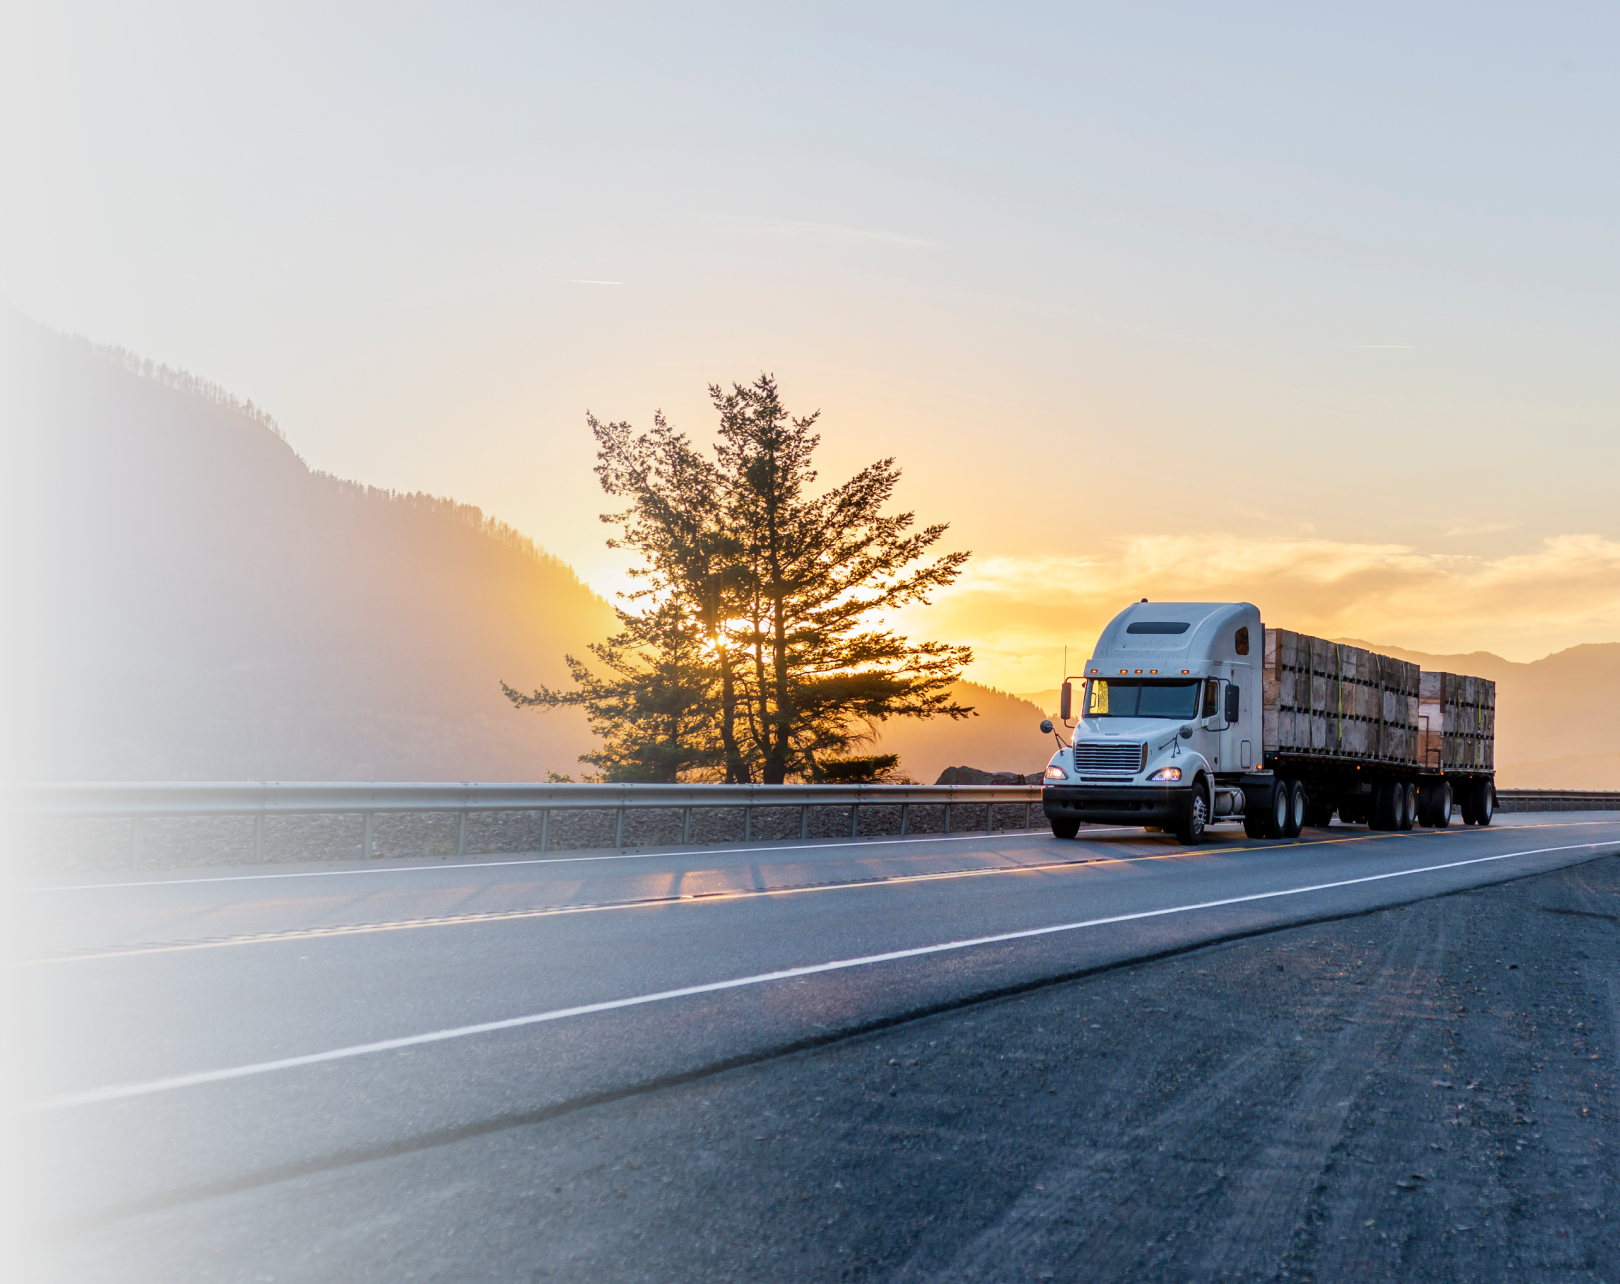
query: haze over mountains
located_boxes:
[2,311,1048,784]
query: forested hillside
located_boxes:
[1,309,613,781]
[872,682,1052,784]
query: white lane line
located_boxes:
[19,829,1138,894]
[25,839,1609,1114]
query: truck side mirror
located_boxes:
[1059,681,1072,721]
[1040,719,1054,735]
[1224,683,1240,723]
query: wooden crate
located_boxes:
[1418,671,1497,772]
[1263,629,1420,765]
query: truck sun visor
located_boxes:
[1126,621,1190,634]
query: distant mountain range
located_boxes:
[1,311,1054,783]
[1018,640,1620,789]
[3,309,613,781]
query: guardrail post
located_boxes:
[253,813,265,863]
[130,816,142,871]
[363,812,373,860]
[456,810,467,858]
[744,805,752,842]
[614,806,625,849]
[799,805,808,839]
[540,809,550,854]
[944,802,951,835]
[900,803,908,836]
[682,807,692,844]
[986,801,994,835]
[1025,801,1032,830]
[849,803,859,839]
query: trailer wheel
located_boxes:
[1176,779,1210,845]
[1369,781,1393,830]
[1388,781,1408,830]
[1401,782,1418,831]
[1458,783,1477,825]
[1471,779,1494,827]
[1050,817,1081,840]
[1429,780,1453,828]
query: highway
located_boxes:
[11,812,1620,1281]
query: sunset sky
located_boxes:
[6,3,1619,691]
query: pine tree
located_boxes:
[509,375,974,782]
[711,376,973,782]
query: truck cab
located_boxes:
[1041,601,1266,844]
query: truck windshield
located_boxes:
[1085,679,1200,719]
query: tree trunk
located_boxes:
[719,648,746,783]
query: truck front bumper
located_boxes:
[1042,783,1190,827]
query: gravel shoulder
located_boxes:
[41,855,1620,1283]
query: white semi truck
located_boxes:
[1039,601,1496,844]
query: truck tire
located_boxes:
[1471,778,1494,827]
[1304,798,1335,828]
[1176,779,1210,845]
[1428,780,1453,828]
[1458,782,1477,825]
[1401,782,1418,831]
[1282,780,1306,838]
[1415,783,1434,827]
[1271,782,1290,837]
[1050,816,1081,840]
[1392,781,1410,830]
[1369,781,1394,830]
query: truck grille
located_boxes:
[1073,742,1145,776]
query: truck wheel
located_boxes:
[1458,782,1478,825]
[1415,783,1435,827]
[1471,779,1494,827]
[1050,817,1081,840]
[1401,782,1418,831]
[1268,780,1290,837]
[1304,798,1335,828]
[1176,780,1209,845]
[1282,780,1306,838]
[1243,809,1268,839]
[1431,780,1453,828]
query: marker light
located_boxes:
[1181,669,1191,675]
[1148,767,1183,782]
[1149,669,1158,674]
[1044,764,1068,781]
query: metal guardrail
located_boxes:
[6,781,1047,863]
[1494,788,1620,812]
[9,782,1615,869]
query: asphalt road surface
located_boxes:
[9,812,1619,1282]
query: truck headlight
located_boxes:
[1148,766,1182,782]
[1044,764,1068,781]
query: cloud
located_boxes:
[892,532,1620,691]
